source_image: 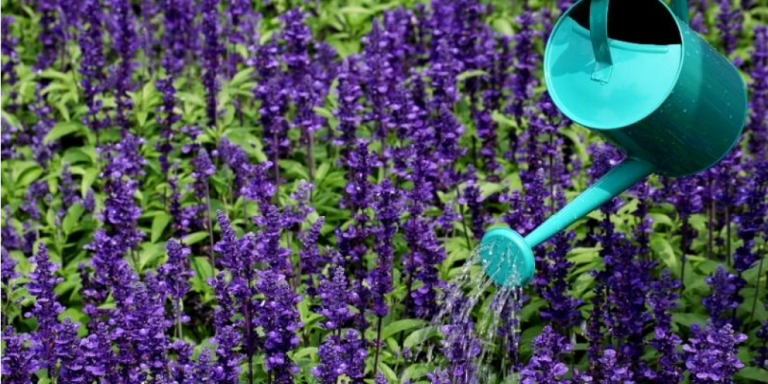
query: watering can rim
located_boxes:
[543,0,687,132]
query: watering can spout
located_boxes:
[480,158,655,288]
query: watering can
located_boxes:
[480,0,747,288]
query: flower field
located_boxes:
[1,0,767,383]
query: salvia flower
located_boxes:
[520,326,572,384]
[109,0,138,132]
[160,239,194,323]
[2,17,20,110]
[747,26,767,157]
[597,348,635,384]
[716,0,742,56]
[318,267,355,331]
[461,166,490,240]
[26,244,77,377]
[404,213,446,319]
[1,328,39,382]
[683,323,747,384]
[80,0,109,135]
[258,270,303,383]
[299,216,325,291]
[649,270,683,383]
[202,0,222,125]
[313,329,367,383]
[35,0,63,71]
[370,180,403,318]
[703,266,741,327]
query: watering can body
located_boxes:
[545,0,747,177]
[480,0,747,288]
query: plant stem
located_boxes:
[373,316,383,378]
[749,248,765,326]
[206,182,216,268]
[459,204,472,250]
[308,131,315,181]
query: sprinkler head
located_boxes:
[479,227,536,289]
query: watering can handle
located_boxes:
[670,0,689,24]
[589,0,689,83]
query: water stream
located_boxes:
[409,241,527,383]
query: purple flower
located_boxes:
[160,239,193,324]
[334,58,364,149]
[649,270,682,383]
[404,212,446,319]
[256,70,290,182]
[506,6,540,128]
[67,320,118,382]
[313,329,367,383]
[432,105,466,189]
[258,270,303,383]
[461,166,490,240]
[26,244,80,378]
[79,0,109,135]
[1,208,22,252]
[83,189,96,213]
[60,165,80,214]
[202,0,222,126]
[370,181,403,318]
[703,266,741,327]
[35,0,63,71]
[716,0,742,56]
[683,323,747,384]
[747,26,767,157]
[596,349,634,384]
[299,217,325,291]
[186,349,215,383]
[109,0,138,132]
[212,325,243,384]
[434,320,481,384]
[22,181,49,221]
[538,232,583,331]
[318,267,355,331]
[1,120,20,160]
[1,247,17,290]
[1,328,39,383]
[521,326,572,384]
[83,230,135,308]
[426,34,462,109]
[192,148,216,198]
[226,0,257,73]
[343,139,381,211]
[29,89,58,167]
[100,176,144,251]
[101,133,148,179]
[2,17,20,111]
[253,204,293,276]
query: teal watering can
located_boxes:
[480,0,747,288]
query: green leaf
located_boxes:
[44,121,83,144]
[192,257,214,281]
[492,18,514,35]
[81,168,99,197]
[736,367,768,383]
[380,319,426,342]
[457,69,488,82]
[151,213,172,243]
[377,361,397,382]
[62,204,85,236]
[404,326,440,350]
[671,313,708,328]
[401,363,431,383]
[182,231,208,245]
